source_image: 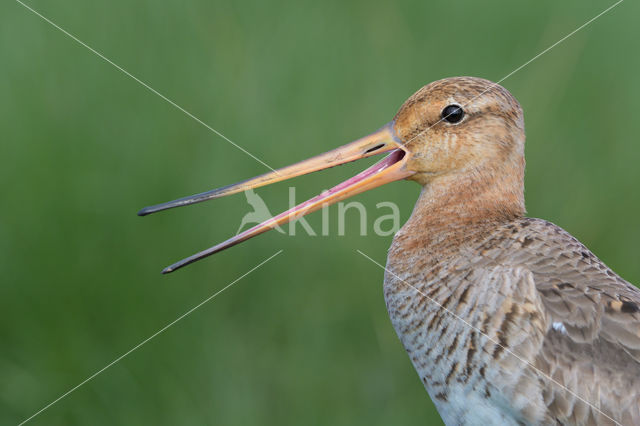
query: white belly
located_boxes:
[425,381,527,426]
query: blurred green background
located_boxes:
[2,0,639,424]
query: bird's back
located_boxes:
[384,216,640,425]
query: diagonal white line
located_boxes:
[493,0,624,87]
[357,250,621,426]
[14,0,278,173]
[399,0,624,149]
[18,250,284,426]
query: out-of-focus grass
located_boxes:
[1,0,638,424]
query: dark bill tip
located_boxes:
[137,187,230,217]
[160,242,230,274]
[138,207,154,217]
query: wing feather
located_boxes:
[485,219,640,424]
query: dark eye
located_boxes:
[441,105,464,124]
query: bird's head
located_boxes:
[139,77,526,272]
[395,77,525,187]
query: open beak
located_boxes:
[139,122,413,273]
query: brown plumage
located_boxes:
[385,77,640,425]
[141,77,640,425]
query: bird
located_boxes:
[139,77,640,425]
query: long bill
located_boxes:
[138,123,413,273]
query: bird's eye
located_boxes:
[441,105,464,124]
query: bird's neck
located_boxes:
[392,167,525,260]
